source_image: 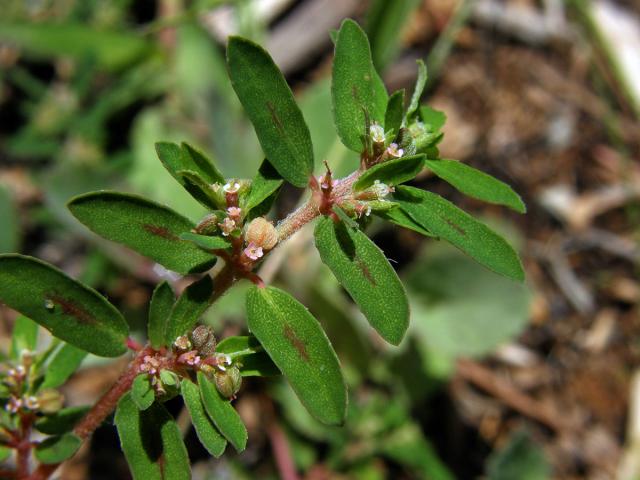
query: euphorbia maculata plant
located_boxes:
[0,19,525,479]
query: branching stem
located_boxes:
[25,169,362,480]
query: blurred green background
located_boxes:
[1,0,639,479]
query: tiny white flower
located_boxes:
[244,242,264,261]
[227,206,242,217]
[369,123,385,143]
[223,181,240,194]
[219,217,237,236]
[386,143,403,158]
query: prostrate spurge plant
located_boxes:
[0,19,525,479]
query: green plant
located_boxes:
[0,19,525,479]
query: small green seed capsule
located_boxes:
[190,325,217,357]
[214,365,242,399]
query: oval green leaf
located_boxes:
[197,371,247,452]
[10,315,39,360]
[245,285,347,425]
[332,19,388,152]
[314,218,410,345]
[354,154,425,191]
[131,374,155,411]
[115,393,190,480]
[0,255,128,357]
[155,142,225,199]
[40,343,87,390]
[385,89,405,136]
[180,379,227,457]
[243,159,283,216]
[424,159,526,213]
[164,275,213,345]
[394,186,525,281]
[34,433,81,464]
[227,37,314,187]
[175,169,221,210]
[68,191,217,275]
[148,281,175,349]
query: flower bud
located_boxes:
[214,365,242,399]
[245,217,278,250]
[369,123,385,144]
[190,325,217,357]
[37,389,64,414]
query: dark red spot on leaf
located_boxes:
[444,217,466,236]
[356,258,376,286]
[143,224,179,241]
[266,101,285,135]
[49,294,96,325]
[284,324,309,361]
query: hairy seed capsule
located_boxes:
[245,217,278,250]
[214,365,242,399]
[190,325,217,357]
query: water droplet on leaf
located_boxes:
[44,299,55,311]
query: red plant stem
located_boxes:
[26,348,152,480]
[16,413,34,479]
[26,172,363,479]
[268,418,299,480]
[74,349,152,440]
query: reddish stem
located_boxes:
[27,348,153,480]
[268,416,299,480]
[25,166,363,479]
[126,337,144,351]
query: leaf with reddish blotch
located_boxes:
[245,285,346,425]
[393,186,525,281]
[0,255,128,357]
[227,37,314,187]
[332,19,388,152]
[115,393,190,480]
[67,191,217,275]
[314,217,409,345]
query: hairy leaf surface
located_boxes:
[68,191,217,275]
[332,19,388,152]
[40,344,87,390]
[246,286,347,425]
[354,154,425,191]
[424,159,526,213]
[0,255,128,357]
[148,282,175,349]
[197,371,247,452]
[394,186,524,280]
[227,37,314,187]
[314,218,409,345]
[181,379,227,457]
[115,394,190,480]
